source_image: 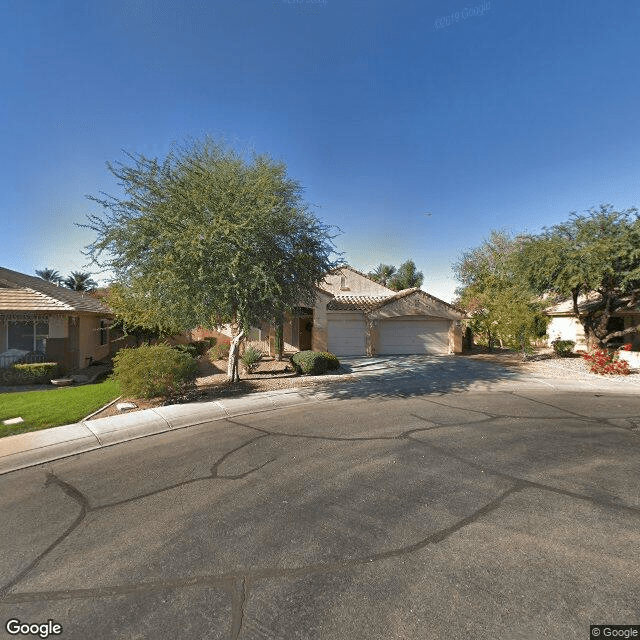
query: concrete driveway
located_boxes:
[0,357,639,639]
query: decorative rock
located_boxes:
[116,402,138,412]
[51,378,74,387]
[2,417,24,425]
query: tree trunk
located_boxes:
[274,312,284,361]
[227,327,245,382]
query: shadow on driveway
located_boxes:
[299,356,521,401]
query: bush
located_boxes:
[171,343,198,358]
[582,348,630,375]
[318,352,340,370]
[551,339,575,357]
[208,339,231,361]
[290,351,331,375]
[0,363,59,385]
[193,340,213,356]
[241,346,263,373]
[171,341,212,358]
[113,344,198,398]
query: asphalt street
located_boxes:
[0,358,639,639]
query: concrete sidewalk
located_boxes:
[2,354,637,475]
[0,387,337,475]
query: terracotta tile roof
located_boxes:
[0,267,111,315]
[326,295,389,311]
[326,289,465,316]
[545,292,640,316]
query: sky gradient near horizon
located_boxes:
[2,0,640,302]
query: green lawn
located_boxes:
[0,379,121,438]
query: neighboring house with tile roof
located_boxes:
[219,266,464,356]
[0,267,113,370]
[544,293,640,350]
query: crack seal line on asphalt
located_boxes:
[3,414,639,607]
[0,484,523,605]
[0,432,273,596]
[230,577,247,640]
[406,436,640,517]
[0,473,89,599]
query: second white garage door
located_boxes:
[378,317,450,355]
[327,312,367,356]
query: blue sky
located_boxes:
[2,0,639,301]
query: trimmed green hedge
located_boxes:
[318,352,340,371]
[0,363,59,386]
[290,351,339,375]
[113,344,198,398]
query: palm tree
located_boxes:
[63,271,98,291]
[369,263,397,287]
[389,260,424,291]
[35,268,63,285]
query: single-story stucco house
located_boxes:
[195,266,465,357]
[545,293,640,350]
[0,267,113,370]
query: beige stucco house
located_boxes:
[233,266,464,357]
[0,267,113,371]
[545,293,640,350]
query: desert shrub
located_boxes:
[172,341,212,358]
[0,363,59,385]
[583,349,630,375]
[241,346,263,373]
[171,343,198,358]
[290,351,330,375]
[551,339,575,357]
[113,344,198,398]
[192,340,212,356]
[208,339,231,361]
[318,352,340,370]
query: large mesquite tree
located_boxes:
[516,205,640,348]
[83,138,339,381]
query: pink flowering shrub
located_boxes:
[621,343,633,351]
[583,348,630,375]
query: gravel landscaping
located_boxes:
[84,348,640,422]
[465,347,640,385]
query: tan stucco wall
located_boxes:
[311,291,331,352]
[320,268,392,296]
[78,316,110,366]
[449,322,463,354]
[546,317,586,348]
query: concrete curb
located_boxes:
[0,387,329,475]
[2,357,637,475]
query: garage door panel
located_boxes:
[378,318,449,355]
[327,313,367,356]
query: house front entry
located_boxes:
[298,313,313,351]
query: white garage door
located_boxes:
[378,317,450,355]
[327,312,367,356]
